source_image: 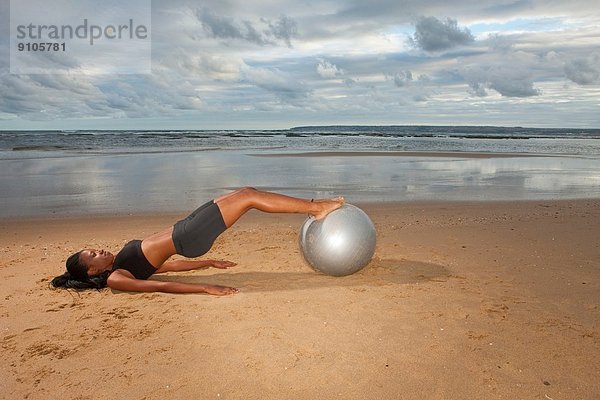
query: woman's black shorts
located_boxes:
[172,200,227,258]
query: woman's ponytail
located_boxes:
[51,251,110,291]
[51,270,109,290]
[51,271,72,288]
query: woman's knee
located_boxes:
[215,187,257,204]
[234,186,257,200]
[217,187,259,208]
[237,187,259,203]
[216,187,259,227]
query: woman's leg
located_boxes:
[215,187,344,228]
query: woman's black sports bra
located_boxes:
[112,240,157,280]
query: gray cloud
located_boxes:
[468,81,488,97]
[378,69,434,103]
[0,71,112,119]
[387,70,413,87]
[464,67,541,98]
[242,67,311,104]
[485,34,515,53]
[454,35,546,98]
[489,79,540,97]
[265,15,298,47]
[344,78,357,87]
[0,69,205,120]
[564,55,600,85]
[317,60,344,78]
[196,8,251,41]
[410,17,474,52]
[0,74,44,115]
[196,8,297,47]
[482,0,534,16]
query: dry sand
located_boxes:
[1,200,599,399]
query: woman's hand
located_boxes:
[202,284,239,295]
[208,260,237,269]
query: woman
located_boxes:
[52,187,344,295]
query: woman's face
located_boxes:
[79,249,114,276]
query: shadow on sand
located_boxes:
[146,258,450,293]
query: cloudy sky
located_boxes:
[1,0,599,129]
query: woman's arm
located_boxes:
[154,259,237,273]
[107,270,238,295]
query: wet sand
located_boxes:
[251,150,559,158]
[2,150,600,218]
[0,200,599,399]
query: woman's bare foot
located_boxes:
[312,196,345,220]
[202,284,239,296]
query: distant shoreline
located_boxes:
[1,124,600,134]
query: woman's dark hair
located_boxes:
[51,251,109,290]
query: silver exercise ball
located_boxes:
[299,204,376,276]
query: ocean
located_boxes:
[1,126,599,217]
[2,126,600,158]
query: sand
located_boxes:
[0,200,598,399]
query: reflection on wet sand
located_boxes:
[0,150,598,217]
